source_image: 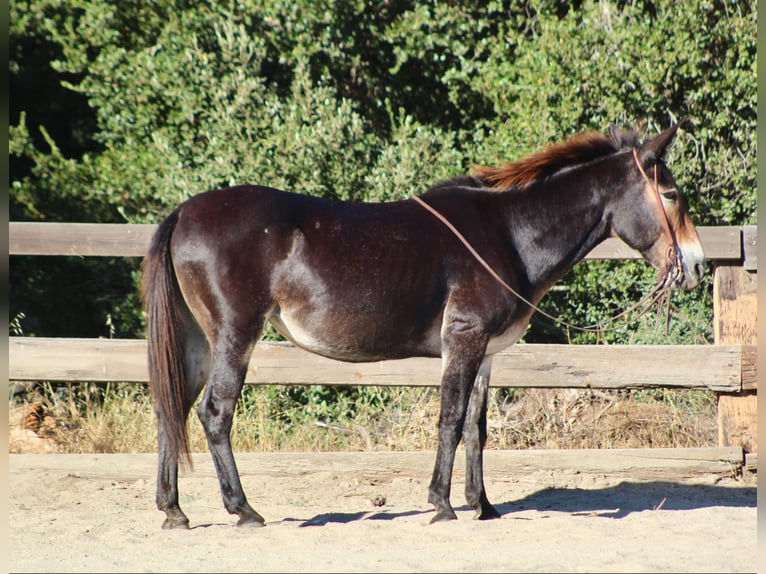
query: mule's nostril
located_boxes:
[694,261,705,279]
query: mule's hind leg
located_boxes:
[463,356,501,520]
[156,427,190,529]
[156,325,210,529]
[198,334,265,527]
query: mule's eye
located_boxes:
[661,189,678,201]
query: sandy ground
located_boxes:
[8,449,757,573]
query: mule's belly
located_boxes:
[269,303,530,362]
[485,322,528,355]
[267,307,443,362]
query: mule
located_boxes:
[141,122,705,529]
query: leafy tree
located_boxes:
[10,0,755,347]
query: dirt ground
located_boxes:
[8,449,757,573]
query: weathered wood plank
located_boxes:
[483,446,745,480]
[9,222,156,257]
[9,337,749,392]
[742,225,757,271]
[714,265,758,453]
[9,222,746,262]
[9,338,150,383]
[741,345,757,391]
[488,344,745,392]
[586,226,742,261]
[8,446,746,482]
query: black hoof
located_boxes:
[429,508,458,524]
[473,505,501,520]
[160,506,190,530]
[161,515,190,530]
[237,512,266,528]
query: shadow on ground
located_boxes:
[497,480,756,519]
[294,480,756,525]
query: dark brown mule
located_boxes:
[142,123,705,529]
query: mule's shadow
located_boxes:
[494,480,756,519]
[295,508,430,527]
[293,480,755,526]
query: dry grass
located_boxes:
[9,381,717,455]
[485,388,717,450]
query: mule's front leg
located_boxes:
[428,338,487,523]
[199,355,265,527]
[463,357,501,520]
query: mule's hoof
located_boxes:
[160,507,190,530]
[161,516,190,530]
[237,514,266,528]
[473,505,501,521]
[429,508,458,524]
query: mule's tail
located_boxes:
[141,211,193,469]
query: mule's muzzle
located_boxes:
[671,249,705,290]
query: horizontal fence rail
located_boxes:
[9,337,756,393]
[9,222,752,262]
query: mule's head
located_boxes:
[608,122,705,290]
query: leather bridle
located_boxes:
[631,147,682,287]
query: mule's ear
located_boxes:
[638,121,684,164]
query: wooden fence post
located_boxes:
[714,259,757,453]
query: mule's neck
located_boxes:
[504,155,624,293]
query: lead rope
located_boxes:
[412,149,679,335]
[632,147,683,335]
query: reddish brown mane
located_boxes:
[473,131,621,190]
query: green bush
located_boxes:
[10,0,756,425]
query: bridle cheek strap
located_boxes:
[631,148,680,280]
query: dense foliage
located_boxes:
[10,1,756,425]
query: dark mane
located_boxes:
[473,128,639,190]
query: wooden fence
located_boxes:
[9,222,758,458]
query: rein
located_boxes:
[412,149,680,334]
